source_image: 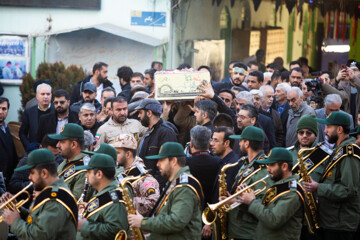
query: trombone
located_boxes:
[203,175,269,225]
[0,182,33,222]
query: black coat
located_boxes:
[80,121,103,137]
[138,119,178,190]
[19,105,54,150]
[70,75,114,104]
[186,151,221,207]
[37,110,78,142]
[0,125,18,185]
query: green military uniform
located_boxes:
[317,137,360,232]
[140,166,202,240]
[58,152,88,200]
[11,178,77,240]
[76,180,129,240]
[228,126,274,239]
[227,153,273,239]
[248,174,304,240]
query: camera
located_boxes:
[305,77,322,96]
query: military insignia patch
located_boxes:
[110,191,119,201]
[83,156,91,166]
[147,188,155,195]
[333,148,343,161]
[134,133,139,141]
[242,167,254,177]
[166,181,177,195]
[64,165,76,178]
[51,192,57,197]
[304,158,314,170]
[27,215,32,224]
[262,187,277,206]
[180,173,188,183]
[327,170,333,178]
[87,199,99,212]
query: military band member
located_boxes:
[304,112,360,240]
[289,114,319,161]
[110,133,160,216]
[49,123,88,200]
[224,126,273,240]
[1,149,78,239]
[239,147,305,240]
[76,153,129,240]
[128,142,203,239]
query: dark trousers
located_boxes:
[319,228,355,240]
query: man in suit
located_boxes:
[0,97,18,186]
[316,94,354,149]
[37,89,77,142]
[19,83,54,151]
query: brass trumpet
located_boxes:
[0,182,33,222]
[202,175,269,225]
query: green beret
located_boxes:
[296,114,318,136]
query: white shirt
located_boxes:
[90,77,103,103]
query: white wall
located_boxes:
[0,0,170,41]
[47,28,159,93]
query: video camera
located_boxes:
[305,77,322,96]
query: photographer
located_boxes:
[321,62,360,127]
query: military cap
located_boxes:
[257,147,293,165]
[82,143,117,162]
[76,153,115,170]
[350,126,360,137]
[146,142,185,160]
[229,126,264,142]
[48,123,84,140]
[109,134,137,150]
[135,98,162,114]
[15,149,55,172]
[315,111,351,127]
[296,114,318,136]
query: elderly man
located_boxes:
[316,94,354,149]
[275,83,291,132]
[78,103,103,137]
[286,87,315,147]
[259,85,284,147]
[20,83,54,151]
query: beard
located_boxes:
[56,106,67,114]
[34,178,47,191]
[270,167,283,182]
[98,75,107,84]
[327,133,338,144]
[141,114,150,127]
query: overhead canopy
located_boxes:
[41,23,167,47]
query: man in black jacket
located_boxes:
[19,83,54,151]
[37,89,78,142]
[137,98,178,189]
[70,62,113,104]
[212,62,249,94]
[0,97,18,186]
[117,66,134,102]
[77,103,102,137]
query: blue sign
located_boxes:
[131,11,166,27]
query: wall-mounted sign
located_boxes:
[131,11,166,27]
[0,36,29,81]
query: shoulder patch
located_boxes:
[333,148,343,161]
[289,180,297,189]
[180,173,188,183]
[64,165,76,178]
[87,199,99,213]
[147,188,155,196]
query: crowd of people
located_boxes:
[0,57,360,240]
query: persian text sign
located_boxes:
[131,11,166,27]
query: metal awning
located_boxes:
[41,23,167,47]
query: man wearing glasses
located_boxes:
[37,89,78,142]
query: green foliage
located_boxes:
[19,62,86,109]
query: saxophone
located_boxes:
[298,148,320,234]
[202,161,241,240]
[115,175,145,240]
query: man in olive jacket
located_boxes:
[128,142,203,240]
[1,149,77,239]
[76,153,129,240]
[304,112,360,240]
[240,147,304,240]
[49,123,88,200]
